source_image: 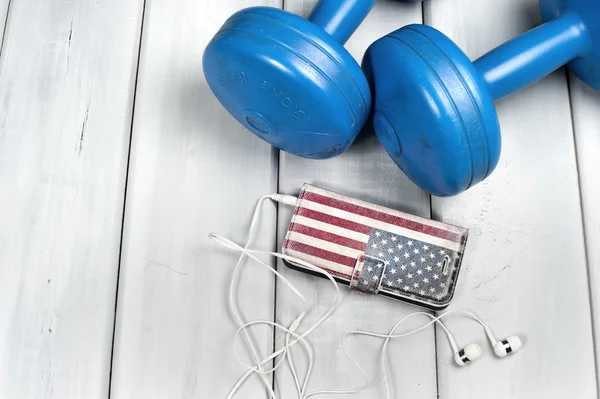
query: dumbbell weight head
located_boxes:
[363,0,599,196]
[362,26,501,197]
[203,5,372,159]
[540,0,600,90]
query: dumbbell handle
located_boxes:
[474,10,592,101]
[309,0,376,45]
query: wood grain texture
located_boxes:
[109,1,281,398]
[424,1,597,398]
[274,2,438,398]
[569,75,600,389]
[0,0,144,398]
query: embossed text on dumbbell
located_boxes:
[259,81,307,120]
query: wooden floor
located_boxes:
[1,0,599,398]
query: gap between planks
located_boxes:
[107,1,148,398]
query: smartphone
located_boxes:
[282,184,469,310]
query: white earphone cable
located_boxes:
[211,193,520,399]
[225,195,277,398]
[211,232,342,399]
[209,194,344,399]
[346,312,461,399]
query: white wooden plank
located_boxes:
[569,75,600,388]
[274,2,438,398]
[0,0,144,398]
[109,1,280,398]
[424,1,596,397]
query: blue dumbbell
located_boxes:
[203,0,376,159]
[363,0,600,196]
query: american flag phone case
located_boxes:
[282,184,469,310]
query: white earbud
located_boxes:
[432,316,482,367]
[465,314,522,359]
[493,335,522,358]
[427,310,523,365]
[454,343,483,366]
